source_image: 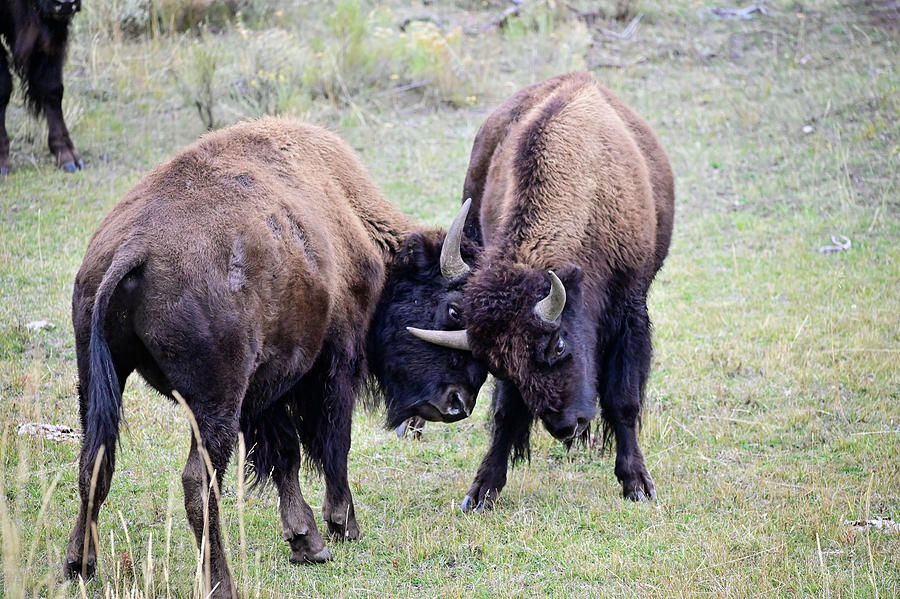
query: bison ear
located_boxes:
[397,232,439,272]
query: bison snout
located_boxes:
[542,410,594,441]
[423,386,474,423]
[52,0,80,16]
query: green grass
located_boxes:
[2,1,899,597]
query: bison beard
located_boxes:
[63,117,486,597]
[411,72,675,510]
[0,0,83,175]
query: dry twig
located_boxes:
[601,14,643,40]
[711,2,769,20]
[467,0,526,34]
[818,235,851,254]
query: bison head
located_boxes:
[37,0,82,19]
[369,210,488,429]
[461,262,597,441]
[408,204,597,442]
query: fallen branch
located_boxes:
[600,14,643,40]
[17,422,81,442]
[467,0,526,34]
[845,518,900,533]
[711,2,769,20]
[818,234,851,254]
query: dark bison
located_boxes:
[64,117,486,597]
[409,72,674,510]
[1,0,83,175]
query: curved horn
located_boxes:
[534,270,566,323]
[406,327,471,352]
[440,198,473,280]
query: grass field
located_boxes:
[1,0,898,597]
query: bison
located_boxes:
[409,72,674,510]
[64,117,486,597]
[1,0,83,175]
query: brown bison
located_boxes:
[409,72,674,510]
[1,0,84,174]
[64,117,487,597]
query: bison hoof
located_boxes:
[63,557,96,581]
[61,160,84,173]
[326,518,360,541]
[396,417,425,439]
[287,532,332,565]
[461,493,493,514]
[625,490,648,502]
[294,546,332,565]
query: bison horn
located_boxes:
[440,198,473,280]
[534,270,566,323]
[406,327,471,352]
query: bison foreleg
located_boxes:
[462,380,531,513]
[599,297,656,501]
[0,49,11,176]
[273,458,332,563]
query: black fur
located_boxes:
[0,0,83,174]
[368,231,488,429]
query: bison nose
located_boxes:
[543,409,593,441]
[550,422,577,441]
[426,386,473,423]
[53,0,80,15]
[54,0,80,10]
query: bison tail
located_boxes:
[83,245,145,466]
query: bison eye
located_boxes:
[554,336,566,356]
[448,304,461,323]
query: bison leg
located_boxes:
[294,351,360,542]
[182,423,238,599]
[0,48,10,176]
[461,380,531,513]
[25,51,82,172]
[599,296,656,501]
[63,418,115,581]
[273,458,332,564]
[396,416,426,439]
[64,326,134,582]
[245,401,332,564]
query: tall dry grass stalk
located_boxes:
[0,396,251,598]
